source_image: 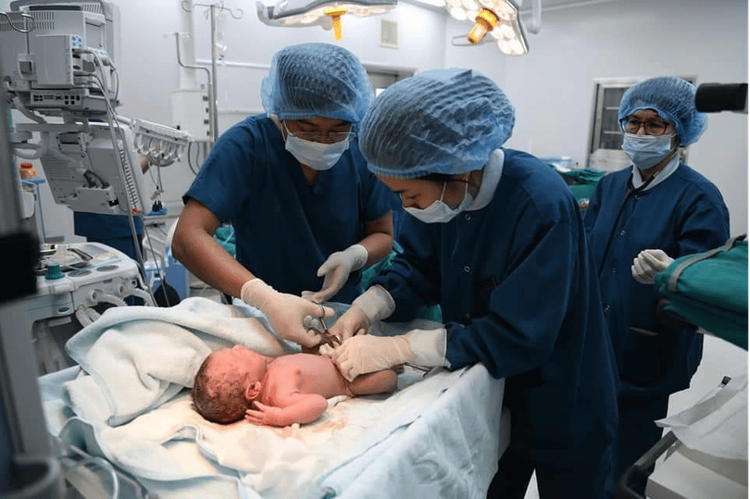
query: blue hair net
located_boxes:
[359,68,515,178]
[618,76,708,146]
[261,43,373,125]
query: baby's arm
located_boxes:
[245,393,328,427]
[348,369,398,396]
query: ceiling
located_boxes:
[518,0,623,14]
[405,0,624,16]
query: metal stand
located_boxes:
[615,376,736,499]
[0,62,65,496]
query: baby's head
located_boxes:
[191,345,269,424]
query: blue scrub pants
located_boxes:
[609,392,669,496]
[487,440,612,499]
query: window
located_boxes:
[366,69,415,97]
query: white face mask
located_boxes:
[404,182,474,224]
[284,125,350,171]
[622,133,677,170]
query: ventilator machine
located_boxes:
[0,0,192,354]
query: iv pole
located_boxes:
[180,1,243,146]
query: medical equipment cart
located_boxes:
[616,375,748,499]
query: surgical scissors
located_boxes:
[308,304,341,347]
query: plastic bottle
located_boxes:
[19,162,37,179]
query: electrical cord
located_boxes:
[87,58,164,307]
[62,443,120,499]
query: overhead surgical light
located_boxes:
[448,0,529,56]
[257,0,397,40]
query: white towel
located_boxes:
[63,297,288,426]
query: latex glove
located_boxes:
[241,279,333,348]
[328,306,368,343]
[328,328,447,381]
[631,249,675,285]
[302,244,368,303]
[330,285,396,342]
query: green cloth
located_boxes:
[558,167,607,185]
[214,225,236,257]
[551,167,606,212]
[654,235,748,350]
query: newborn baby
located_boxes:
[192,345,398,426]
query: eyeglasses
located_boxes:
[284,122,354,144]
[619,116,671,136]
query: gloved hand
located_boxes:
[330,285,396,342]
[241,279,334,348]
[631,249,675,285]
[327,328,447,381]
[328,306,369,343]
[302,244,369,303]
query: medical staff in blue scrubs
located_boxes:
[172,43,396,348]
[322,69,618,499]
[584,76,730,493]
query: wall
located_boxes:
[445,0,748,234]
[103,0,448,213]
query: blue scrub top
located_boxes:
[584,164,729,395]
[373,149,618,462]
[74,212,144,239]
[184,115,396,303]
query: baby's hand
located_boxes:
[245,401,283,427]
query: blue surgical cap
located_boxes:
[618,76,708,146]
[261,43,373,125]
[359,68,515,179]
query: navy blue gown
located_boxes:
[584,162,729,490]
[374,149,619,498]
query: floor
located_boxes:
[523,333,748,499]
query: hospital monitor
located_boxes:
[1,0,190,217]
[1,0,120,114]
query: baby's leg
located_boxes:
[347,369,398,396]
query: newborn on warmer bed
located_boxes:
[192,346,398,426]
[38,298,504,499]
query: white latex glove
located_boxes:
[241,279,334,348]
[631,249,675,285]
[327,328,447,381]
[302,244,369,303]
[328,285,396,342]
[328,305,369,343]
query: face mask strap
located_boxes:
[438,181,448,203]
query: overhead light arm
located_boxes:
[525,0,541,34]
[447,0,529,55]
[256,0,397,39]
